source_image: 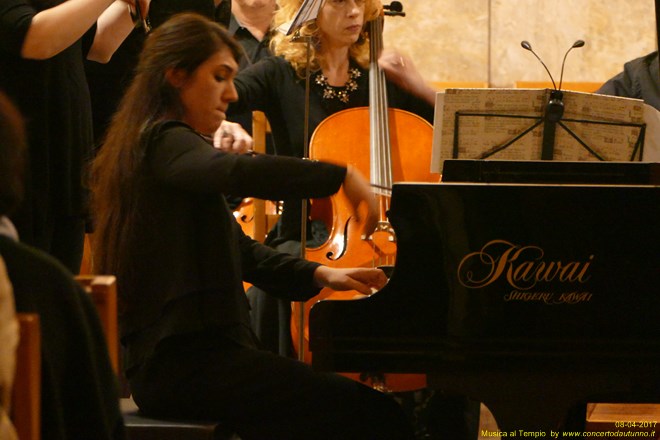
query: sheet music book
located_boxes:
[431,88,656,173]
[284,0,323,35]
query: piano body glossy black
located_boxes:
[309,160,660,433]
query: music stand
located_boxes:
[431,88,648,173]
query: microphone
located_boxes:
[520,40,557,89]
[558,40,585,91]
[520,39,586,92]
[384,1,405,16]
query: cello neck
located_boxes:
[368,14,392,195]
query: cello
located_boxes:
[291,1,440,392]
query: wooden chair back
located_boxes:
[252,110,270,155]
[11,313,40,440]
[235,112,280,245]
[79,234,93,275]
[75,275,118,373]
[514,80,603,93]
[249,111,270,243]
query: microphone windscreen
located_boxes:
[389,1,404,13]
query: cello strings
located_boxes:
[370,16,393,197]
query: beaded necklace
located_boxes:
[314,68,361,103]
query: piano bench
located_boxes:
[120,396,241,440]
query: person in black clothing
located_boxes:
[90,13,415,440]
[0,0,144,273]
[596,51,660,111]
[227,0,274,69]
[86,28,147,151]
[0,92,21,440]
[86,0,217,151]
[85,0,239,151]
[0,90,125,440]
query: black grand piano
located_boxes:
[309,160,660,434]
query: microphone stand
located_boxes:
[541,90,564,160]
[521,40,583,160]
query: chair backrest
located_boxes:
[252,111,270,155]
[11,313,40,440]
[236,112,280,244]
[249,111,270,242]
[75,275,118,373]
[78,234,93,275]
[514,80,603,93]
[430,81,490,91]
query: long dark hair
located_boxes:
[90,13,241,277]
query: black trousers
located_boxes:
[129,333,415,440]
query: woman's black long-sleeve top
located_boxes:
[120,121,347,372]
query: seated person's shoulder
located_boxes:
[618,51,660,76]
[632,51,659,68]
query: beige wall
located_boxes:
[383,0,657,88]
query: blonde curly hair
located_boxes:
[270,0,382,78]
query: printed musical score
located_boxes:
[431,88,647,173]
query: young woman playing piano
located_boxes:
[90,12,416,440]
